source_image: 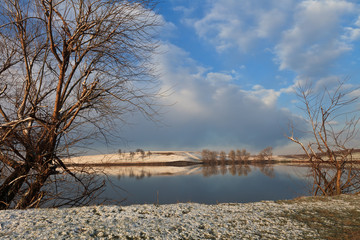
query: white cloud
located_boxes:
[118,42,306,151]
[275,0,356,77]
[153,43,210,117]
[256,9,288,38]
[343,27,360,41]
[206,72,233,85]
[188,0,360,85]
[190,0,295,52]
[157,14,177,38]
[246,85,281,106]
[355,15,360,27]
[173,5,194,16]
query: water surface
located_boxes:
[99,164,311,205]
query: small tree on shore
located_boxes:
[235,149,242,161]
[201,149,211,162]
[229,150,236,163]
[209,151,218,163]
[256,147,273,161]
[241,149,250,160]
[219,151,227,164]
[288,81,360,196]
[201,149,218,164]
[118,149,123,159]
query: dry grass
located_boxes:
[278,195,360,240]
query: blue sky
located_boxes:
[107,0,360,154]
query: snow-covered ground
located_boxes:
[2,195,358,239]
[62,151,310,176]
[63,150,360,167]
[63,150,311,166]
[62,151,203,176]
[0,202,312,239]
[63,151,201,165]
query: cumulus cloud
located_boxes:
[190,0,295,52]
[247,85,281,106]
[188,0,360,85]
[275,0,356,77]
[343,27,360,41]
[116,43,306,152]
[89,1,360,154]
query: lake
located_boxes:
[98,164,312,205]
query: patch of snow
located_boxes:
[1,199,346,239]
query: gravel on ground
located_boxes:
[1,194,359,239]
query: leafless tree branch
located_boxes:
[0,0,160,209]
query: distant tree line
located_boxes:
[201,147,272,165]
[117,149,152,160]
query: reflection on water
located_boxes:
[102,163,276,179]
[202,164,258,177]
[98,164,311,206]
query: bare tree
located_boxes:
[256,147,273,161]
[235,149,242,161]
[140,150,145,159]
[235,149,250,161]
[219,151,227,164]
[241,149,250,160]
[209,151,218,163]
[129,151,135,160]
[0,0,159,209]
[201,149,211,162]
[288,81,360,196]
[201,149,218,164]
[118,149,123,159]
[228,150,236,163]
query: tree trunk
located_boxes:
[0,164,30,209]
[15,167,53,209]
[336,168,342,195]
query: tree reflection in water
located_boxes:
[257,164,275,178]
[111,164,276,179]
[220,165,227,175]
[201,163,274,178]
[237,165,251,176]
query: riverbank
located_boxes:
[62,151,311,177]
[63,149,360,168]
[1,194,359,239]
[63,151,311,167]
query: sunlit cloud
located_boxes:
[275,0,356,78]
[106,0,360,153]
[190,0,295,52]
[188,0,360,83]
[117,43,306,152]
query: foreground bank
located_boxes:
[1,195,359,239]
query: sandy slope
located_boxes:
[63,151,201,165]
[62,151,202,176]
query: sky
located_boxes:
[104,0,360,155]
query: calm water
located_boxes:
[99,164,311,205]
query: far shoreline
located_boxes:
[63,149,360,168]
[66,159,311,167]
